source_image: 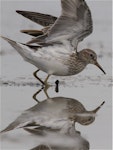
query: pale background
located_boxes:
[0,0,112,150]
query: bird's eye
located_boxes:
[88,118,92,121]
[90,54,94,58]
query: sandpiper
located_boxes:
[1,36,106,84]
[1,0,106,84]
[0,97,105,133]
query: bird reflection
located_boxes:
[1,88,105,150]
[1,88,105,134]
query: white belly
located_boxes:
[34,58,68,75]
[29,45,71,76]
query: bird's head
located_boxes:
[79,49,106,74]
[76,101,105,126]
[76,113,95,126]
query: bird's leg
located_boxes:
[43,75,50,85]
[33,70,51,86]
[44,85,50,98]
[32,86,44,103]
[33,69,45,85]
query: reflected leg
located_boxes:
[32,87,44,103]
[32,85,51,102]
[44,85,50,98]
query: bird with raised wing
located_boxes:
[1,0,106,85]
[18,0,93,48]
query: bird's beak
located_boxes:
[95,61,106,74]
[92,101,105,113]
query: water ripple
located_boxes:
[0,75,112,88]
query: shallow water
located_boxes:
[0,0,112,150]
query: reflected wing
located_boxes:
[16,10,57,27]
[46,0,93,47]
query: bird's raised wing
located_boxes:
[16,10,57,27]
[46,0,93,48]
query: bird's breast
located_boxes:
[63,55,87,75]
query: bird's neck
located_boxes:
[77,51,88,65]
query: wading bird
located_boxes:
[1,0,106,85]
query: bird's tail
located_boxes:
[0,121,20,134]
[0,119,40,134]
[93,101,105,113]
[1,36,39,61]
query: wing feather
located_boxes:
[46,0,93,48]
[16,10,57,27]
[27,0,93,50]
